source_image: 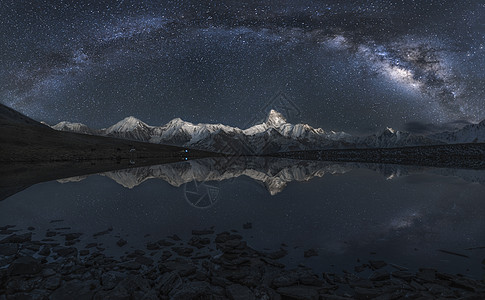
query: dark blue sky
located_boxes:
[1,0,484,134]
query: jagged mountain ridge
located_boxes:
[429,119,485,144]
[50,110,485,154]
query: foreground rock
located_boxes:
[0,228,484,299]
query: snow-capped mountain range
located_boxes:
[49,110,485,154]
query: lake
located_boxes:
[2,157,484,281]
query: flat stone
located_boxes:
[0,243,18,256]
[168,234,181,241]
[161,259,197,277]
[226,284,255,300]
[172,246,194,257]
[188,236,211,249]
[170,281,222,300]
[158,271,182,295]
[369,270,390,281]
[0,225,15,230]
[417,268,436,281]
[264,249,288,260]
[8,256,42,276]
[304,248,318,258]
[116,239,127,247]
[0,233,32,244]
[44,275,61,290]
[64,232,83,241]
[146,242,160,250]
[38,246,51,256]
[120,261,141,270]
[53,246,78,257]
[391,270,414,281]
[369,260,387,269]
[276,286,319,300]
[50,280,96,300]
[101,271,125,290]
[42,268,56,277]
[354,286,383,298]
[93,227,113,237]
[135,256,154,266]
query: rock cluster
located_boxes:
[0,225,484,299]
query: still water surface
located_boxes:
[1,158,484,278]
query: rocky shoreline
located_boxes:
[1,224,484,299]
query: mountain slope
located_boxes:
[0,103,212,162]
[429,120,485,143]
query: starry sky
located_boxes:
[1,0,484,134]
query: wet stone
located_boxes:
[44,275,61,290]
[392,270,414,281]
[304,248,319,258]
[369,260,387,269]
[146,242,160,250]
[120,261,141,270]
[93,227,113,238]
[0,243,18,256]
[0,225,15,230]
[276,285,319,300]
[264,248,288,260]
[101,271,125,290]
[158,271,183,295]
[369,270,390,281]
[135,256,154,266]
[45,231,57,237]
[85,243,97,248]
[161,259,197,277]
[50,280,96,300]
[161,250,172,261]
[172,246,194,257]
[418,268,437,281]
[168,234,181,241]
[116,238,127,247]
[0,233,32,244]
[8,256,42,276]
[189,236,211,249]
[354,265,367,273]
[226,284,256,300]
[79,249,90,256]
[53,246,78,257]
[64,232,83,241]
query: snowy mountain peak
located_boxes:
[385,127,396,134]
[106,116,149,133]
[52,121,93,135]
[166,117,190,127]
[265,109,287,127]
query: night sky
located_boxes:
[1,0,484,134]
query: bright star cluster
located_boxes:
[0,0,484,133]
